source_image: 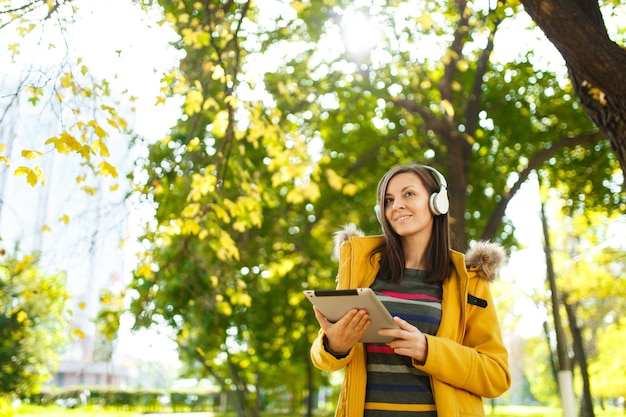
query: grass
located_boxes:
[10,404,140,417]
[486,405,624,417]
[9,404,625,417]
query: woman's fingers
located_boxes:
[378,316,428,362]
[314,307,371,353]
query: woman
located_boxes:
[310,164,511,416]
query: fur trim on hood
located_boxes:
[333,223,364,260]
[332,223,507,281]
[465,240,507,282]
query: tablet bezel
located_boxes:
[304,287,398,343]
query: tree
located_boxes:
[128,1,328,415]
[520,0,626,179]
[0,248,71,397]
[128,1,625,414]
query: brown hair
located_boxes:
[373,164,451,283]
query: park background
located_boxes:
[1,0,625,416]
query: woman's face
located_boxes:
[383,171,434,240]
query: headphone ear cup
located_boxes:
[374,204,382,224]
[423,165,449,216]
[429,189,449,215]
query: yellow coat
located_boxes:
[310,230,511,417]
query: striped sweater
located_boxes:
[364,269,441,416]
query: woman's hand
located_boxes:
[313,306,371,354]
[379,316,428,363]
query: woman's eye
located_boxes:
[384,198,393,205]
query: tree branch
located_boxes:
[480,131,603,241]
[520,0,626,95]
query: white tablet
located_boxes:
[304,288,399,343]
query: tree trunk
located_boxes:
[564,297,595,417]
[227,355,255,417]
[541,202,576,417]
[520,0,626,180]
[306,357,314,417]
[542,321,559,385]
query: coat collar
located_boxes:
[333,223,506,281]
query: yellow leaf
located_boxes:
[181,203,201,218]
[343,183,357,196]
[234,292,252,308]
[456,59,469,72]
[21,149,43,159]
[184,89,204,115]
[58,214,70,224]
[17,311,28,323]
[135,263,154,279]
[286,183,321,204]
[8,43,20,55]
[216,300,232,316]
[441,99,455,116]
[92,139,110,157]
[45,132,81,154]
[26,85,44,104]
[417,12,434,31]
[15,261,30,273]
[98,161,118,178]
[14,166,42,186]
[81,186,97,195]
[76,174,87,183]
[325,169,344,191]
[182,219,201,235]
[190,172,217,201]
[217,230,239,261]
[0,156,10,167]
[73,329,86,339]
[109,183,119,191]
[210,110,230,136]
[88,121,107,140]
[187,137,200,151]
[60,72,73,89]
[41,225,51,232]
[79,302,87,310]
[588,87,607,106]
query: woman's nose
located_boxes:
[392,199,405,210]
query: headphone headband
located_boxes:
[423,166,448,190]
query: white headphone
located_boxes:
[424,165,449,216]
[374,165,449,224]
